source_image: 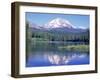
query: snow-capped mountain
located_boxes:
[44,18,73,29]
[28,18,89,43]
[29,18,87,33]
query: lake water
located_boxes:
[26,41,89,67]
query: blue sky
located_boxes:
[26,12,90,29]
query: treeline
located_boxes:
[31,31,89,42]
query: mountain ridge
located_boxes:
[28,18,88,31]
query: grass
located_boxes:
[58,44,89,52]
[31,38,49,41]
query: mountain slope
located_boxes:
[28,17,88,34]
[44,18,73,29]
[27,18,89,42]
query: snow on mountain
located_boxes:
[76,26,88,30]
[44,18,74,29]
[29,22,43,29]
[28,18,87,31]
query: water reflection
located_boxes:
[44,52,88,65]
[26,41,89,67]
[26,51,89,67]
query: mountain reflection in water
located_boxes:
[44,53,87,65]
[26,41,89,67]
[26,51,89,67]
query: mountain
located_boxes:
[29,22,43,30]
[28,18,89,42]
[44,18,73,29]
[28,17,88,33]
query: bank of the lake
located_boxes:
[58,44,89,52]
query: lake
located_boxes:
[26,41,89,67]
